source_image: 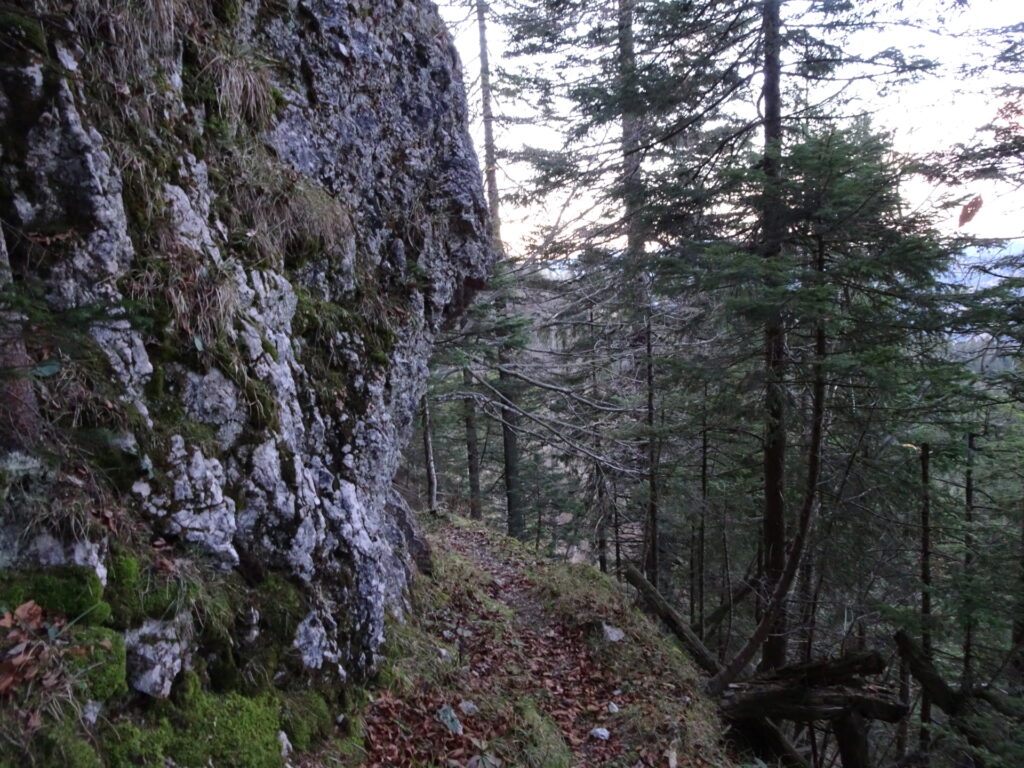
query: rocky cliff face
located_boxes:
[0,1,490,758]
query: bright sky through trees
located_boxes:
[440,0,1024,245]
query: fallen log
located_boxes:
[624,564,808,768]
[894,629,1020,764]
[624,564,722,676]
[721,683,907,723]
[893,629,961,714]
[753,651,887,687]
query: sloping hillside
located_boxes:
[309,518,735,768]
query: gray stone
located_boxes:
[603,623,626,643]
[125,618,193,698]
[0,0,493,688]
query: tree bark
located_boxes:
[644,308,659,587]
[501,362,525,540]
[421,395,438,514]
[463,367,482,520]
[759,0,788,673]
[625,564,722,676]
[833,711,872,768]
[476,0,501,237]
[698,408,709,635]
[962,432,976,690]
[597,464,609,573]
[474,0,524,541]
[1012,492,1024,688]
[0,234,40,451]
[896,657,910,760]
[919,442,933,755]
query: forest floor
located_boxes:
[316,517,734,768]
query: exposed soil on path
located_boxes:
[445,528,626,766]
[349,520,727,768]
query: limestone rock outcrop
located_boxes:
[0,0,491,703]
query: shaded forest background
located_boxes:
[402,2,1024,767]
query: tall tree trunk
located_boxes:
[501,367,525,539]
[616,0,656,586]
[644,308,659,586]
[798,556,817,664]
[422,395,438,514]
[698,403,709,635]
[463,367,482,520]
[597,466,609,573]
[708,232,825,696]
[962,432,976,690]
[476,0,501,237]
[1012,492,1024,688]
[896,657,911,760]
[475,0,524,540]
[614,481,623,579]
[920,442,933,758]
[759,0,788,673]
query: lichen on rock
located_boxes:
[0,0,492,757]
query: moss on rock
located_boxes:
[105,551,191,628]
[0,10,47,55]
[280,690,332,751]
[256,572,305,642]
[103,672,284,768]
[102,719,174,768]
[169,672,283,768]
[40,723,102,768]
[0,566,110,625]
[67,626,128,701]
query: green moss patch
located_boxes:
[102,719,175,768]
[103,672,284,768]
[0,566,110,626]
[280,690,332,751]
[40,724,102,768]
[105,551,191,628]
[67,626,128,701]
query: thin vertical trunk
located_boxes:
[463,367,482,520]
[798,556,816,663]
[920,442,933,758]
[475,0,524,540]
[597,467,609,573]
[1013,493,1024,688]
[720,509,733,660]
[962,432,976,690]
[760,0,788,673]
[896,657,911,759]
[501,373,525,539]
[698,405,708,635]
[644,308,659,587]
[476,0,501,234]
[422,395,438,514]
[614,482,623,579]
[617,0,656,587]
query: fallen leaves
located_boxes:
[0,599,81,734]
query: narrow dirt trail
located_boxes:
[350,521,719,768]
[444,527,626,767]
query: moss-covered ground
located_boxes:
[294,517,735,768]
